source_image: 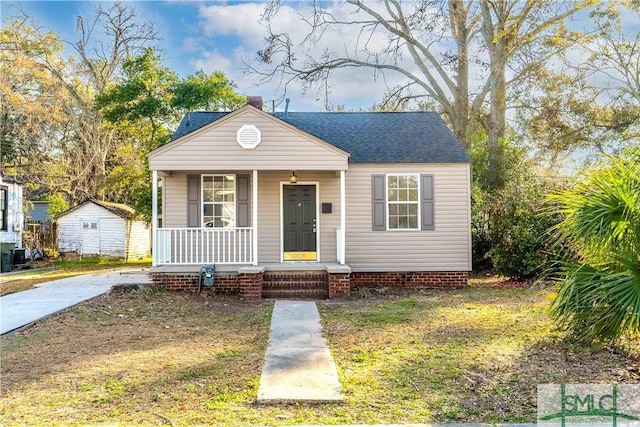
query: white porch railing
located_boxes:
[155,228,254,265]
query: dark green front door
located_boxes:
[283,185,317,260]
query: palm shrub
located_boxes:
[548,150,640,343]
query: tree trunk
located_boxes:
[485,59,506,189]
[449,0,471,149]
[479,0,508,190]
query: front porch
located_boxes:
[151,169,347,266]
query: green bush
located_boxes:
[482,175,560,279]
[470,136,562,279]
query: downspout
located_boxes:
[252,170,258,266]
[152,170,158,267]
[340,170,346,265]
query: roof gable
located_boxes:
[165,109,470,164]
[148,105,350,171]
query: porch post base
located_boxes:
[328,273,351,298]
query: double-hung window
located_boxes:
[387,174,419,230]
[202,175,235,228]
[372,173,434,231]
[0,187,6,231]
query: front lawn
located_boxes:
[1,283,638,426]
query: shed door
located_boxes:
[81,220,100,255]
[283,185,317,261]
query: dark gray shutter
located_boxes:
[236,175,249,227]
[421,174,434,230]
[187,175,201,227]
[372,174,386,231]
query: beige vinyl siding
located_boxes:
[163,171,254,229]
[256,171,340,263]
[162,170,341,263]
[345,163,471,272]
[163,173,188,228]
[149,108,348,171]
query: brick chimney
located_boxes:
[246,96,263,110]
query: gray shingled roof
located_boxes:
[171,110,470,163]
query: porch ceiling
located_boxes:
[154,167,347,174]
[150,161,349,172]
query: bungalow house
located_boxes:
[147,98,471,298]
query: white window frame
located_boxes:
[0,187,6,231]
[386,174,421,231]
[202,174,236,228]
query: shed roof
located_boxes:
[171,110,470,164]
[55,198,136,220]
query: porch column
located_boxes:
[340,170,346,265]
[151,170,158,267]
[252,170,258,266]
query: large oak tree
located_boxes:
[252,0,597,188]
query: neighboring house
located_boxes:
[25,200,52,224]
[24,200,55,248]
[147,98,471,298]
[0,174,24,271]
[56,199,150,260]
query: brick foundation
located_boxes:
[150,271,263,299]
[150,269,468,299]
[350,271,468,289]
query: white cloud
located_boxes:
[190,1,421,111]
[197,2,267,48]
[190,49,233,75]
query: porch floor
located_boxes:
[149,262,351,274]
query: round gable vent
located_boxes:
[237,125,261,149]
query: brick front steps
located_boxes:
[262,272,329,299]
[149,265,468,299]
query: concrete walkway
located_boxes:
[0,269,151,335]
[258,300,344,403]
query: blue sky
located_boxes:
[2,1,638,113]
[2,0,385,111]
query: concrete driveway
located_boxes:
[0,269,151,335]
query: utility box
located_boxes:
[0,243,15,273]
[13,248,26,265]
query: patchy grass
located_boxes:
[322,287,640,424]
[0,256,151,296]
[1,291,273,426]
[1,284,639,426]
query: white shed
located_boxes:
[56,199,150,260]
